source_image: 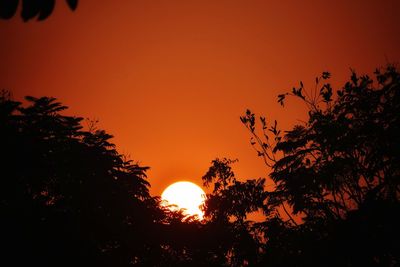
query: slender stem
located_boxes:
[281,202,298,226]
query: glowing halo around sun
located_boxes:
[161,181,206,220]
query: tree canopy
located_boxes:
[240,64,400,266]
[0,93,163,266]
[0,92,262,266]
[1,64,399,266]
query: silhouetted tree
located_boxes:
[0,92,252,267]
[139,158,268,266]
[0,92,169,266]
[241,65,400,266]
[2,64,398,267]
[201,158,266,266]
[0,0,78,21]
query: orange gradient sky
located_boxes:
[1,0,399,196]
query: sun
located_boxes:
[161,181,206,219]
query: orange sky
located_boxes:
[1,0,399,196]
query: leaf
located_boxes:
[269,120,279,135]
[0,0,19,19]
[350,69,358,85]
[260,116,266,126]
[66,0,78,10]
[322,71,331,80]
[320,83,333,102]
[292,87,305,100]
[37,0,55,21]
[278,94,286,106]
[21,0,41,21]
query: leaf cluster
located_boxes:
[0,0,78,21]
[237,65,400,266]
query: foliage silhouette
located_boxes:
[0,0,78,21]
[0,92,264,266]
[241,64,400,266]
[0,93,158,266]
[201,158,266,266]
[1,64,399,267]
[0,93,215,266]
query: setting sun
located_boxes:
[2,1,399,265]
[161,181,206,219]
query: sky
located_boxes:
[1,0,399,196]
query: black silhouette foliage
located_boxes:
[0,92,265,266]
[0,93,168,266]
[0,0,78,21]
[241,65,400,266]
[1,64,399,266]
[200,158,266,266]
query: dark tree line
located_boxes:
[0,93,160,266]
[0,92,262,266]
[1,65,399,266]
